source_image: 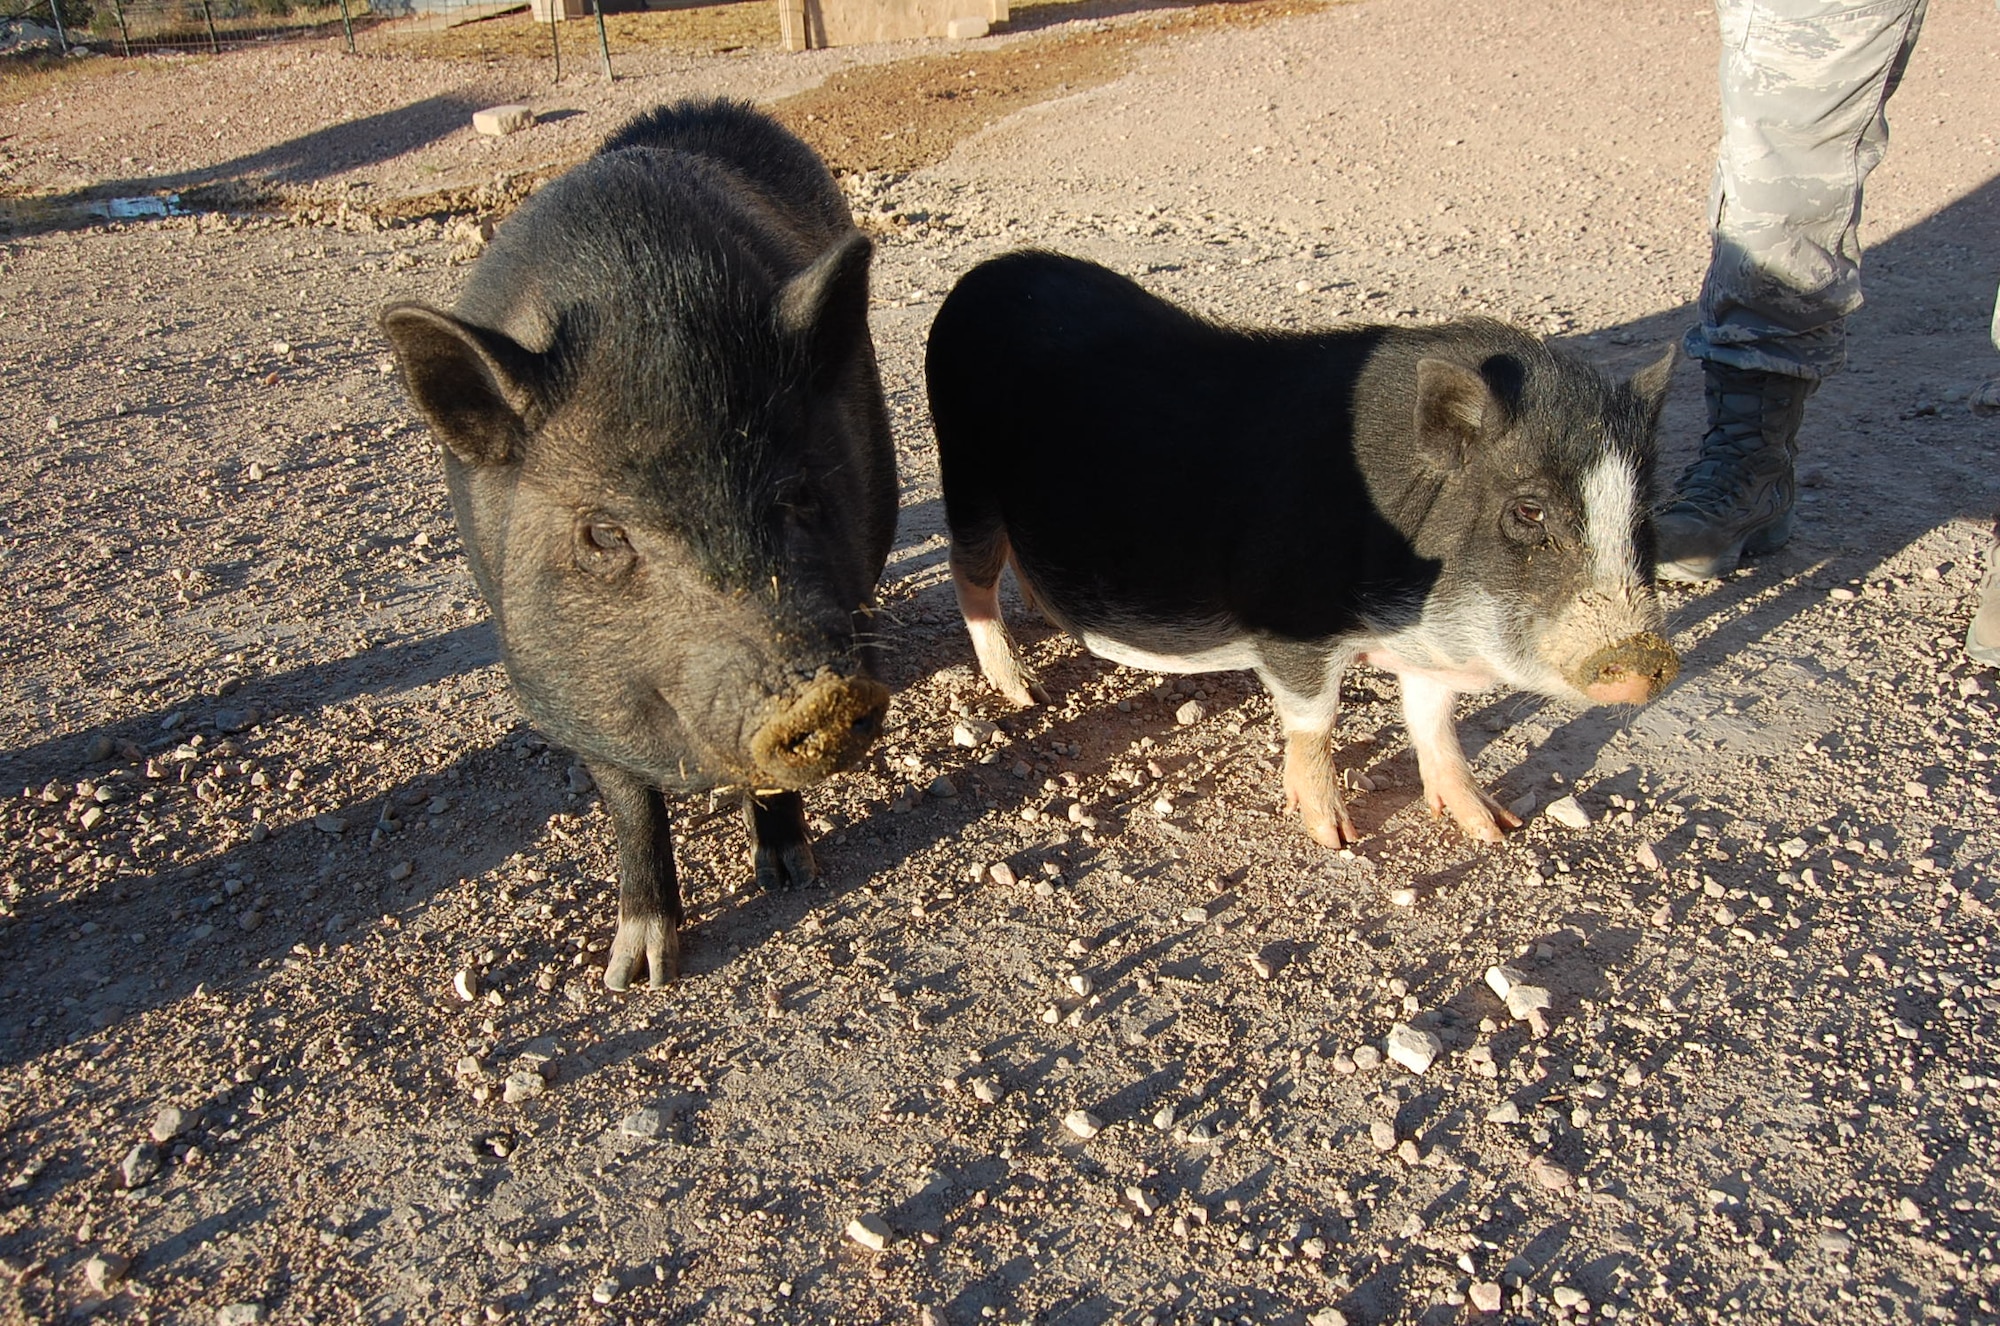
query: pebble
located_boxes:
[1306,1310,1348,1326]
[1527,1156,1574,1191]
[591,1279,619,1304]
[928,775,958,799]
[1249,954,1275,980]
[1388,887,1416,907]
[1469,1281,1503,1314]
[1124,1186,1159,1217]
[1507,791,1539,820]
[1504,984,1552,1022]
[118,1143,159,1189]
[150,1106,191,1144]
[1063,1109,1104,1140]
[971,1078,1002,1104]
[1635,841,1662,870]
[619,1106,666,1138]
[1486,1100,1522,1125]
[388,860,414,883]
[566,765,594,794]
[986,862,1017,889]
[454,969,481,1002]
[1186,1122,1216,1144]
[1816,1230,1854,1255]
[1351,1045,1383,1071]
[1152,1104,1176,1130]
[1543,795,1591,830]
[502,1070,545,1104]
[1180,905,1209,924]
[1485,965,1526,1000]
[1384,1023,1442,1075]
[1174,700,1205,726]
[215,1305,266,1326]
[845,1214,892,1251]
[1552,1286,1586,1310]
[952,720,996,747]
[312,813,346,836]
[83,1252,130,1292]
[1153,796,1176,817]
[1368,1120,1398,1152]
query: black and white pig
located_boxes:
[381,100,898,989]
[926,250,1678,848]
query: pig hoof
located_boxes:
[752,837,818,891]
[605,915,679,991]
[1428,785,1522,844]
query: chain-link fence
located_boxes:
[1,0,629,74]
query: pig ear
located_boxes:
[379,301,542,467]
[776,231,874,380]
[1414,358,1500,469]
[1624,346,1677,438]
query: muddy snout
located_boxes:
[748,673,891,788]
[1574,632,1680,706]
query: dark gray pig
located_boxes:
[927,250,1677,848]
[381,100,898,989]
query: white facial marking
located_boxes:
[1582,452,1640,584]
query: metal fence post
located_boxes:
[198,0,221,52]
[48,0,71,52]
[337,0,355,52]
[590,0,610,80]
[547,0,560,82]
[110,0,130,56]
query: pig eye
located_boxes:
[1504,500,1549,544]
[576,518,636,579]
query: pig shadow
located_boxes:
[0,93,499,239]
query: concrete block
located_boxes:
[473,104,536,137]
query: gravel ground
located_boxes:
[3,1,1999,1324]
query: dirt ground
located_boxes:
[3,0,1999,1323]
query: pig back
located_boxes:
[928,250,1425,647]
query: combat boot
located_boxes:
[1655,363,1814,582]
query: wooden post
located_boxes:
[590,0,610,80]
[777,0,806,51]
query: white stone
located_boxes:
[150,1105,191,1144]
[1504,984,1552,1020]
[1544,795,1591,829]
[619,1106,666,1138]
[1485,965,1526,1001]
[1385,1023,1442,1075]
[1469,1281,1503,1313]
[1063,1109,1104,1140]
[1174,700,1205,726]
[845,1214,892,1251]
[453,969,480,1002]
[473,104,535,137]
[1307,1310,1349,1326]
[215,1307,266,1326]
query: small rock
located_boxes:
[1504,984,1552,1025]
[591,1279,619,1305]
[970,1078,1002,1104]
[1485,965,1527,1000]
[1544,795,1591,829]
[566,765,594,794]
[1507,791,1539,820]
[1636,841,1662,870]
[453,969,480,1002]
[213,706,259,734]
[215,1306,265,1326]
[312,813,345,836]
[1816,1230,1854,1255]
[952,719,995,747]
[619,1106,666,1138]
[1066,973,1093,997]
[1351,1044,1383,1071]
[1124,1185,1158,1217]
[1174,700,1205,726]
[845,1214,892,1251]
[1179,905,1209,923]
[1486,1100,1522,1125]
[83,1252,129,1292]
[388,860,414,883]
[1527,1155,1574,1191]
[1153,796,1176,817]
[1063,1109,1103,1140]
[472,104,535,136]
[118,1143,159,1189]
[1388,887,1416,907]
[1152,1104,1176,1130]
[1368,1120,1397,1152]
[1306,1310,1349,1326]
[1186,1122,1216,1143]
[1895,1196,1922,1222]
[986,862,1017,889]
[1248,954,1275,980]
[1469,1281,1503,1314]
[1385,1023,1442,1075]
[927,775,958,799]
[1551,1286,1586,1310]
[150,1106,191,1144]
[502,1070,545,1104]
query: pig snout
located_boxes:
[1573,632,1679,706]
[748,672,891,788]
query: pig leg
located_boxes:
[951,537,1045,707]
[743,790,817,891]
[1396,671,1522,843]
[592,763,683,990]
[1262,677,1359,848]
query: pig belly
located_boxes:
[1076,630,1262,676]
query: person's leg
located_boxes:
[1660,0,1928,582]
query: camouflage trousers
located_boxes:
[1683,0,1930,382]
